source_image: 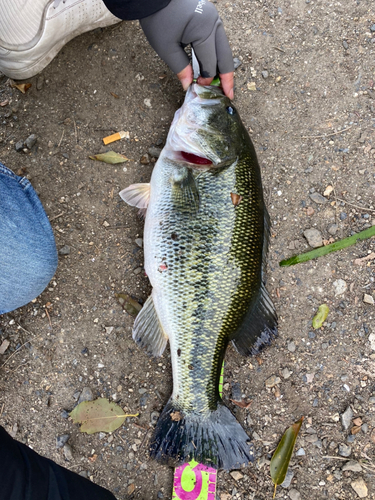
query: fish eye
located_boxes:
[226,106,236,115]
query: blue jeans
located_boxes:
[0,162,58,314]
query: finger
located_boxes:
[196,76,214,86]
[177,64,194,90]
[219,72,234,100]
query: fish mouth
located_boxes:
[180,151,213,166]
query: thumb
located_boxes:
[177,64,194,91]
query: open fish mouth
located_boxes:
[180,151,212,165]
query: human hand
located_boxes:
[140,0,234,99]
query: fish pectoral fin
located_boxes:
[231,283,278,356]
[119,183,151,209]
[170,167,200,212]
[132,294,168,357]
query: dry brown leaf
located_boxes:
[110,92,119,99]
[170,411,182,421]
[230,192,243,206]
[230,399,252,409]
[354,252,375,265]
[11,82,32,93]
[88,454,97,463]
[351,425,362,435]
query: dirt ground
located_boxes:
[1,1,375,499]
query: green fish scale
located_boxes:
[149,151,264,416]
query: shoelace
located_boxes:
[53,0,66,8]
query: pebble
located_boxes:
[327,223,338,235]
[289,489,301,500]
[230,471,243,481]
[370,24,375,32]
[25,134,37,149]
[233,57,242,70]
[342,461,362,472]
[351,478,368,498]
[296,448,305,456]
[369,334,375,351]
[148,146,162,158]
[15,140,24,152]
[287,341,296,352]
[361,423,368,433]
[133,267,142,275]
[78,387,93,404]
[338,443,351,457]
[340,406,353,430]
[231,382,242,401]
[343,40,349,49]
[333,279,347,296]
[56,434,70,448]
[363,294,374,305]
[281,367,292,379]
[265,375,281,388]
[303,228,323,248]
[369,396,375,404]
[306,206,315,216]
[281,469,294,488]
[135,238,143,248]
[59,245,71,256]
[309,192,327,204]
[150,411,160,426]
[36,75,44,90]
[63,443,74,461]
[340,212,347,221]
[261,70,269,79]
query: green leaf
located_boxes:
[115,293,142,317]
[69,398,138,434]
[89,151,129,164]
[280,225,375,267]
[312,304,329,329]
[270,417,304,494]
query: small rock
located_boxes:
[296,448,305,456]
[261,70,269,79]
[323,185,334,196]
[338,443,351,457]
[306,206,315,216]
[281,469,294,488]
[36,75,44,90]
[233,57,242,70]
[343,40,349,50]
[352,417,362,426]
[281,367,292,379]
[144,98,151,108]
[341,406,353,430]
[78,470,88,478]
[63,443,74,461]
[369,333,375,351]
[340,212,347,221]
[78,387,93,404]
[333,279,347,296]
[303,228,323,248]
[150,411,160,426]
[59,245,70,256]
[363,294,374,305]
[15,140,24,152]
[342,461,362,472]
[287,341,296,352]
[361,423,368,433]
[25,134,37,149]
[230,471,243,481]
[135,238,143,248]
[309,192,327,204]
[148,146,162,158]
[327,223,339,235]
[370,24,375,32]
[289,488,301,500]
[133,267,142,275]
[140,154,150,165]
[56,434,70,449]
[351,478,368,498]
[265,375,281,388]
[231,382,242,401]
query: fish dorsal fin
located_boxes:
[231,283,277,356]
[133,294,168,357]
[170,167,200,212]
[119,183,150,209]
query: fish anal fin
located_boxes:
[133,295,168,357]
[119,183,150,209]
[231,283,277,356]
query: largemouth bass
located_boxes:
[120,84,277,470]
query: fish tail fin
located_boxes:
[150,399,254,470]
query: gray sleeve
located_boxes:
[140,0,234,78]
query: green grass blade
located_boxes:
[280,225,375,267]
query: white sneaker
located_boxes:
[0,0,121,79]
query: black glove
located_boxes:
[140,0,234,78]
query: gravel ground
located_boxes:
[0,1,374,499]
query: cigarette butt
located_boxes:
[103,130,128,145]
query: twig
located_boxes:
[49,211,65,222]
[58,129,64,147]
[0,403,4,416]
[0,340,31,369]
[73,116,78,143]
[45,309,52,328]
[335,197,375,213]
[273,46,285,53]
[16,323,35,337]
[299,126,352,139]
[323,456,350,461]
